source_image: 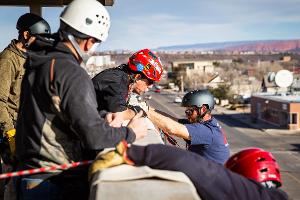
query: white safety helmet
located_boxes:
[60,0,110,42]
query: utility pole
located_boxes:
[181,75,184,93]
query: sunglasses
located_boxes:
[185,108,195,116]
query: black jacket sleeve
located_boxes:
[58,63,135,150]
[127,144,288,200]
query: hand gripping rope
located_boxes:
[160,130,180,147]
[0,160,93,180]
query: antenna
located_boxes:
[274,70,293,88]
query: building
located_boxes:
[171,60,215,75]
[86,55,116,77]
[229,75,261,97]
[203,74,223,89]
[87,55,115,67]
[282,56,292,62]
[251,93,300,130]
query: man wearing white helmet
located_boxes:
[14,0,147,199]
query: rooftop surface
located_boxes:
[252,92,300,103]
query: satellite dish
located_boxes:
[267,72,276,82]
[274,70,293,88]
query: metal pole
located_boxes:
[30,4,42,16]
[181,75,184,93]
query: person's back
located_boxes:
[186,117,229,164]
[0,40,26,131]
[17,37,94,167]
[0,13,51,145]
[0,12,51,200]
[15,1,147,199]
[92,64,130,112]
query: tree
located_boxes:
[209,84,231,103]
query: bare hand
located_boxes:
[127,111,148,140]
[105,112,123,127]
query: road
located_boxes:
[146,90,300,200]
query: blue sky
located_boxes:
[0,0,300,51]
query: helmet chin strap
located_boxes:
[67,34,90,68]
[196,106,208,123]
[261,181,278,188]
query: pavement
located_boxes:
[214,105,300,135]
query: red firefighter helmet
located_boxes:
[128,49,163,82]
[225,148,282,187]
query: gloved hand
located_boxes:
[129,100,152,117]
[5,129,16,156]
[139,101,149,113]
[88,141,134,181]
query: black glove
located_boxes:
[128,105,147,117]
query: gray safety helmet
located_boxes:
[16,13,51,35]
[181,89,215,110]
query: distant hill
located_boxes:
[157,39,300,53]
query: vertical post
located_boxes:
[30,4,42,16]
[180,75,184,93]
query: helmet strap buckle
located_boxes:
[196,106,209,122]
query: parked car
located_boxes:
[154,85,162,89]
[174,96,182,103]
[137,95,142,101]
[154,89,161,93]
[144,95,152,100]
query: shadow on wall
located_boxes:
[214,113,281,130]
[291,144,300,152]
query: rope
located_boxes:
[161,130,181,147]
[0,160,93,180]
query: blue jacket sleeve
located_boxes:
[127,144,288,200]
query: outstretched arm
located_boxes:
[127,144,288,200]
[147,109,190,140]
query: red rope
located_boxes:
[0,160,93,180]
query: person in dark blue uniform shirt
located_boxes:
[147,89,230,164]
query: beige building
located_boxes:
[172,60,215,75]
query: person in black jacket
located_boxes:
[14,0,147,199]
[92,48,163,127]
[90,142,288,200]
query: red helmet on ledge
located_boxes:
[225,148,282,187]
[128,49,163,82]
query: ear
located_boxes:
[200,105,207,113]
[22,31,30,40]
[84,38,96,51]
[134,74,142,79]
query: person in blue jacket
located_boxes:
[90,142,288,200]
[146,89,230,164]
